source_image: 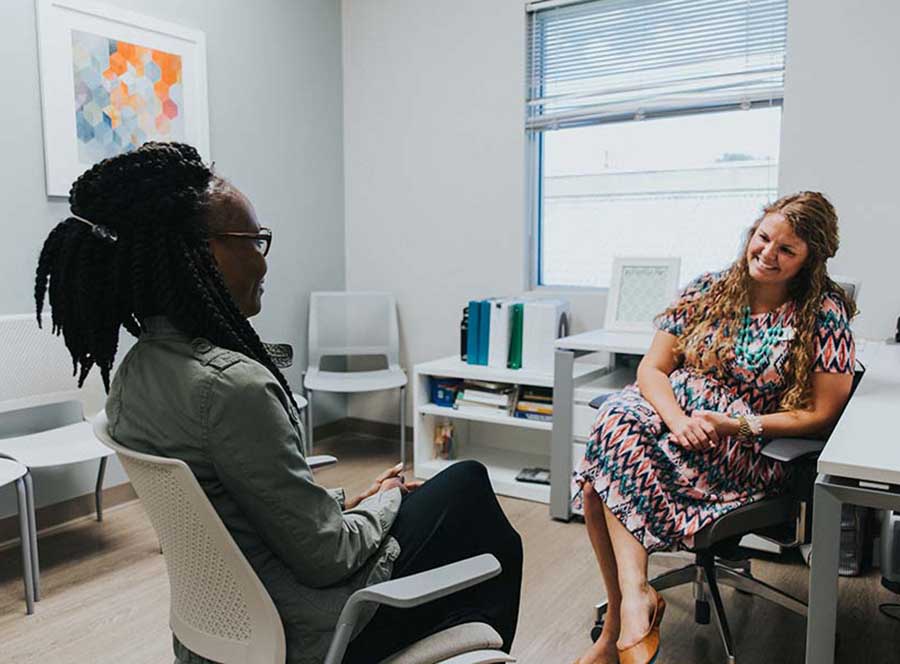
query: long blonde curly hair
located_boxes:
[663,191,857,411]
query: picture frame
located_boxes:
[604,256,682,332]
[35,0,210,197]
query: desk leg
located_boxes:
[806,480,842,664]
[550,349,575,521]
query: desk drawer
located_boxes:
[573,404,597,441]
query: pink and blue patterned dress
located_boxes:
[573,272,856,552]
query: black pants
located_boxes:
[344,460,523,664]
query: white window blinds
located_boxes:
[526,0,788,131]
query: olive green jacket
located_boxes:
[106,317,402,664]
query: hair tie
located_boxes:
[70,213,118,244]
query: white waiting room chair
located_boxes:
[93,411,513,664]
[0,458,35,615]
[303,292,408,462]
[0,314,113,604]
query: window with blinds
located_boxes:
[527,0,788,289]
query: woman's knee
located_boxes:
[582,481,605,518]
[441,459,492,495]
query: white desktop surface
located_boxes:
[817,341,900,485]
[555,328,655,355]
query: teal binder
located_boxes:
[467,300,481,365]
[478,300,491,365]
[508,303,523,369]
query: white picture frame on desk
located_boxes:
[605,257,681,332]
[35,0,210,197]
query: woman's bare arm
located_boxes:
[757,371,853,439]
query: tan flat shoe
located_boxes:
[617,591,666,664]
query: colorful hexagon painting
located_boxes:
[72,30,185,164]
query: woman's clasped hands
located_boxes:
[344,463,425,509]
[668,410,739,451]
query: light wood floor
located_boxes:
[1,432,898,663]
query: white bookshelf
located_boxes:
[413,355,609,503]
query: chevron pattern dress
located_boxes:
[573,272,856,553]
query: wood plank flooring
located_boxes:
[1,432,898,663]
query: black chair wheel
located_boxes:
[695,599,711,624]
[590,621,604,643]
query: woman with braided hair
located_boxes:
[572,192,857,664]
[35,142,522,664]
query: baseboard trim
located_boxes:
[0,417,407,549]
[0,482,137,551]
[338,417,412,441]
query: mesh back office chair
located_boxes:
[93,411,514,664]
[304,292,408,461]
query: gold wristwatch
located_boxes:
[737,414,763,439]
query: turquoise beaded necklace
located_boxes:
[733,305,787,372]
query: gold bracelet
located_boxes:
[737,415,752,439]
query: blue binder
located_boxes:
[478,300,491,365]
[467,300,481,365]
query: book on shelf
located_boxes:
[515,400,553,415]
[458,389,512,407]
[513,410,553,423]
[520,385,552,403]
[454,398,509,415]
[465,379,511,392]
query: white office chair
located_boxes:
[0,458,35,615]
[0,314,113,604]
[304,292,408,461]
[93,411,513,664]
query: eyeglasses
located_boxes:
[210,227,272,257]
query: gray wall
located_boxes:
[342,0,900,426]
[0,0,346,521]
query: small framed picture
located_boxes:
[605,257,681,332]
[35,0,210,197]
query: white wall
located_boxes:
[779,0,900,338]
[0,0,346,521]
[341,0,610,422]
[342,0,900,425]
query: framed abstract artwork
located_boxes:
[605,257,682,332]
[35,0,209,196]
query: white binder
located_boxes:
[521,299,570,372]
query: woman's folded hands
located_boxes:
[345,463,425,509]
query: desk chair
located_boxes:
[93,411,513,664]
[587,363,864,664]
[304,292,408,462]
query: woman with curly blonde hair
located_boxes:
[573,191,857,664]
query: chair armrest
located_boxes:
[761,437,826,463]
[307,454,338,469]
[352,553,500,608]
[324,554,501,664]
[589,393,614,410]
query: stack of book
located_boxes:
[454,380,515,416]
[514,386,553,422]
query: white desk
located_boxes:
[550,329,653,519]
[806,341,900,664]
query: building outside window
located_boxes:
[527,0,789,288]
